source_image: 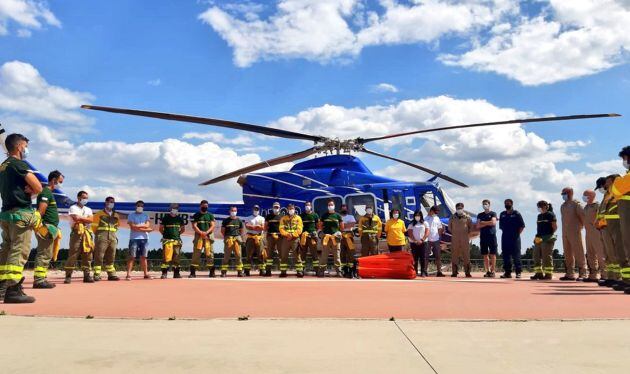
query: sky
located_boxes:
[0,0,628,252]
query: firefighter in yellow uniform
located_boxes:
[244,204,265,276]
[160,203,185,279]
[221,206,245,277]
[263,202,282,277]
[65,191,95,284]
[596,176,622,287]
[92,196,120,281]
[190,200,216,278]
[612,146,630,294]
[279,204,303,278]
[531,200,557,280]
[358,205,381,257]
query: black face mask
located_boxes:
[200,207,208,212]
[340,210,348,215]
[505,204,512,210]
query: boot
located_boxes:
[209,267,216,278]
[598,279,609,287]
[543,273,553,280]
[83,271,94,283]
[515,272,522,279]
[436,271,445,277]
[265,267,272,277]
[244,269,250,276]
[344,266,352,279]
[530,273,544,280]
[559,274,576,281]
[451,264,458,277]
[189,267,196,278]
[296,270,304,278]
[279,270,287,278]
[0,280,7,300]
[64,271,72,284]
[107,273,120,281]
[259,269,265,276]
[93,273,101,282]
[604,279,617,287]
[612,282,627,291]
[317,267,325,278]
[500,272,512,279]
[160,268,168,279]
[173,268,182,279]
[33,279,56,289]
[220,270,227,278]
[464,265,471,278]
[237,270,243,277]
[3,278,35,304]
[352,266,359,279]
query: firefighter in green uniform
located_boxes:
[159,203,185,279]
[0,133,43,303]
[358,205,382,257]
[92,196,121,281]
[221,206,245,277]
[318,199,344,277]
[299,201,320,275]
[190,200,216,278]
[244,204,265,276]
[33,170,64,288]
[531,200,557,280]
[263,202,282,277]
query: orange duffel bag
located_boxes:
[358,251,416,279]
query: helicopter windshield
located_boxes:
[419,188,454,219]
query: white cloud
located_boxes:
[147,78,161,86]
[440,0,630,85]
[0,0,61,36]
[371,82,398,93]
[182,131,253,146]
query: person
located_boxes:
[358,204,382,257]
[263,202,282,277]
[32,170,63,289]
[159,203,185,279]
[339,204,357,278]
[65,191,95,284]
[582,190,605,282]
[559,187,587,281]
[531,200,557,280]
[244,204,265,276]
[499,199,525,279]
[126,200,152,280]
[191,200,216,278]
[0,133,43,303]
[612,146,630,294]
[448,203,472,278]
[597,175,623,288]
[477,200,498,278]
[408,210,429,276]
[299,201,320,275]
[279,204,303,277]
[92,196,120,281]
[425,206,445,277]
[221,206,244,277]
[318,199,343,277]
[384,209,406,252]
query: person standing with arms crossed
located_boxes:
[582,190,606,282]
[190,200,216,278]
[159,203,185,279]
[318,200,344,278]
[92,196,120,281]
[358,204,381,257]
[221,206,245,277]
[560,187,587,281]
[244,204,265,276]
[340,204,357,278]
[531,201,557,280]
[65,191,94,284]
[477,200,498,278]
[448,203,473,278]
[263,202,282,277]
[408,210,429,276]
[299,201,320,275]
[126,200,152,280]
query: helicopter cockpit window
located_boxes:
[420,190,449,219]
[313,196,343,217]
[345,194,377,221]
[390,191,404,216]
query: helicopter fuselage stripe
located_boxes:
[243,193,306,203]
[247,174,332,195]
[283,171,329,187]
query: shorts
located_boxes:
[480,236,498,255]
[128,239,148,259]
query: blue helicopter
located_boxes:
[31,106,619,244]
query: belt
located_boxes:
[97,227,117,232]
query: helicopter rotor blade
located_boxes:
[361,147,468,188]
[358,113,621,144]
[81,105,326,142]
[199,146,320,186]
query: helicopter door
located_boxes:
[344,193,377,222]
[313,195,343,217]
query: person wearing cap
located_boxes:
[244,204,265,276]
[477,200,498,278]
[358,204,382,257]
[582,190,606,282]
[221,206,245,277]
[339,204,357,278]
[279,203,303,277]
[448,203,472,278]
[190,200,216,278]
[612,146,630,293]
[263,202,282,276]
[318,199,344,277]
[299,201,320,274]
[159,203,185,279]
[560,187,587,281]
[596,175,623,287]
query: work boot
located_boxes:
[244,269,250,277]
[515,272,522,279]
[279,270,287,278]
[317,267,325,278]
[220,270,227,278]
[530,273,544,280]
[107,273,120,281]
[83,272,94,283]
[209,267,216,278]
[543,273,553,280]
[624,287,630,295]
[33,279,56,289]
[436,272,445,277]
[500,273,512,279]
[259,269,265,276]
[612,282,627,291]
[598,279,609,287]
[0,280,7,300]
[93,274,101,282]
[160,269,168,279]
[559,275,576,281]
[173,268,182,279]
[465,272,472,278]
[3,278,35,304]
[352,266,359,279]
[451,264,458,277]
[335,268,343,278]
[489,272,496,278]
[464,266,471,278]
[237,270,243,277]
[189,267,196,278]
[296,270,304,278]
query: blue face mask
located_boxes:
[561,194,569,202]
[21,147,29,160]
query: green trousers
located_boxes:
[94,231,117,276]
[34,230,55,281]
[533,240,554,276]
[0,209,35,286]
[618,200,630,284]
[66,231,93,273]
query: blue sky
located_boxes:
[0,0,628,251]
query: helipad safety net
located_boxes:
[358,251,416,279]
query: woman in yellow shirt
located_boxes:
[384,209,407,252]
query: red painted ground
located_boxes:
[3,272,630,320]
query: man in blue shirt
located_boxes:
[499,199,525,278]
[477,199,498,278]
[126,200,153,280]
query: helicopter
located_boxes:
[23,106,619,245]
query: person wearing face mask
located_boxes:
[448,203,472,278]
[425,206,445,277]
[559,187,587,281]
[65,191,95,284]
[318,199,344,277]
[32,170,64,289]
[190,200,216,278]
[263,202,282,276]
[92,196,121,281]
[221,206,245,277]
[596,175,623,288]
[531,201,557,280]
[499,199,525,279]
[244,205,265,276]
[384,209,406,253]
[126,200,153,281]
[582,190,606,282]
[159,203,185,279]
[279,204,304,277]
[408,210,429,276]
[611,146,630,294]
[477,200,498,278]
[358,204,382,257]
[299,202,320,275]
[339,204,358,278]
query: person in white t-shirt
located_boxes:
[244,204,266,276]
[407,210,429,276]
[340,204,358,278]
[65,191,94,284]
[424,206,445,277]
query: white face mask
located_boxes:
[288,209,295,216]
[230,211,237,217]
[136,207,144,213]
[253,210,259,217]
[414,215,421,221]
[483,204,490,211]
[561,194,569,202]
[597,187,605,195]
[21,146,29,160]
[106,202,115,210]
[272,208,279,214]
[456,209,464,215]
[79,198,88,206]
[171,209,178,215]
[393,213,399,219]
[365,208,373,215]
[305,205,311,212]
[328,205,335,212]
[582,195,589,203]
[537,207,543,213]
[624,159,629,169]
